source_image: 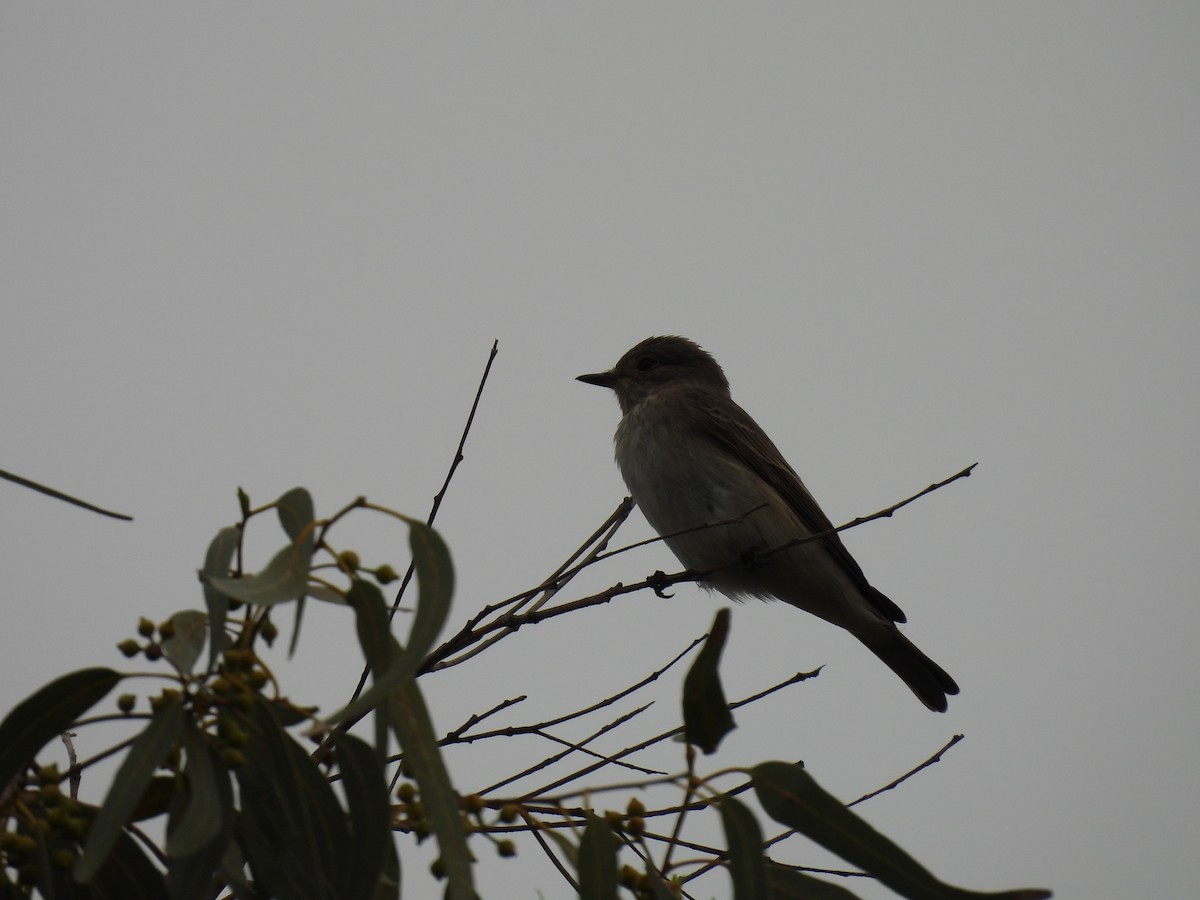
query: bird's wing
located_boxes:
[689,389,907,624]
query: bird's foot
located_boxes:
[648,570,675,598]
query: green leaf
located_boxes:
[288,596,306,658]
[275,487,314,542]
[305,582,348,605]
[386,677,477,900]
[334,733,397,900]
[76,697,187,881]
[201,525,240,671]
[214,842,259,900]
[203,534,311,608]
[682,608,735,754]
[0,667,123,790]
[201,488,315,614]
[765,863,865,900]
[162,610,207,676]
[167,720,229,857]
[751,762,1051,900]
[578,812,618,900]
[166,726,235,900]
[718,796,768,899]
[398,517,454,666]
[347,579,396,676]
[90,827,170,899]
[373,838,401,900]
[328,518,455,726]
[234,698,351,900]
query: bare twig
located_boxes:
[848,733,965,807]
[442,636,705,747]
[761,463,978,562]
[479,704,656,796]
[419,465,975,673]
[59,732,81,799]
[521,808,580,891]
[390,338,500,618]
[442,695,528,743]
[524,671,816,803]
[340,340,500,717]
[420,498,634,673]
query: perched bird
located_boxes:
[577,336,958,711]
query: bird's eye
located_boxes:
[636,357,660,372]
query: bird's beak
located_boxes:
[576,371,618,389]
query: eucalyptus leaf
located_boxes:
[76,698,186,882]
[0,667,122,791]
[682,608,734,754]
[162,610,207,676]
[578,812,619,900]
[201,525,239,670]
[752,762,1051,900]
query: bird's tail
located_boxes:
[858,629,959,712]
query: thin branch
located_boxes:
[479,704,655,796]
[420,498,633,673]
[524,497,635,616]
[524,671,815,803]
[0,468,133,520]
[390,338,499,618]
[442,695,528,743]
[526,725,664,777]
[340,340,500,716]
[419,465,975,673]
[443,635,705,746]
[521,808,580,892]
[761,463,978,563]
[59,732,80,800]
[847,733,965,807]
[660,744,698,876]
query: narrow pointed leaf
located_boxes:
[90,827,170,899]
[334,733,395,900]
[305,582,348,605]
[166,730,235,900]
[328,520,454,726]
[578,812,618,900]
[752,762,1051,900]
[386,677,476,900]
[0,667,122,790]
[201,525,240,670]
[766,863,865,900]
[718,796,768,899]
[327,579,402,730]
[398,517,454,666]
[167,720,229,857]
[76,698,186,881]
[373,838,401,900]
[288,596,306,658]
[215,840,259,900]
[162,610,207,676]
[682,608,735,754]
[234,698,351,900]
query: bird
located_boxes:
[577,335,959,711]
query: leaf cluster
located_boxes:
[0,481,1050,900]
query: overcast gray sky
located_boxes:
[3,5,1197,898]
